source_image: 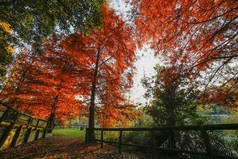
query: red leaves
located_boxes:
[1,35,86,121]
[1,4,137,126]
[133,0,238,108]
[134,0,238,67]
[61,6,137,127]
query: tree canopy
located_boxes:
[0,0,104,85]
[1,3,137,136]
[133,0,238,108]
[1,0,238,137]
[142,65,200,126]
[1,35,86,124]
[63,5,136,140]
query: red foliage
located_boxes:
[1,4,137,126]
[1,36,86,121]
[62,5,137,127]
[133,0,238,107]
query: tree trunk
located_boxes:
[48,77,63,133]
[88,48,100,143]
[167,100,176,149]
[47,111,55,133]
[47,95,58,133]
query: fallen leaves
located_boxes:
[0,134,136,159]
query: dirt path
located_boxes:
[0,135,124,159]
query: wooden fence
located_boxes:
[0,101,49,150]
[86,124,238,159]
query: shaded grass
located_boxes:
[52,128,123,143]
[53,128,118,141]
[95,130,120,142]
[52,128,85,139]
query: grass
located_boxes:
[95,130,120,141]
[52,128,119,141]
[52,128,86,139]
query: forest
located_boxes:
[0,0,238,158]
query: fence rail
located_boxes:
[0,100,49,150]
[86,124,238,159]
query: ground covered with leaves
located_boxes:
[0,134,143,159]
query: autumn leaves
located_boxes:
[0,0,237,132]
[1,3,137,132]
[133,0,238,108]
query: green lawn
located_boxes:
[52,128,119,141]
[52,128,86,139]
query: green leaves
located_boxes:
[142,65,203,126]
[0,0,104,85]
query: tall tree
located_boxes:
[63,4,136,141]
[1,35,87,128]
[142,65,199,126]
[133,0,238,105]
[0,22,14,87]
[0,0,104,46]
[0,0,104,85]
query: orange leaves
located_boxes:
[200,78,238,109]
[133,0,238,67]
[2,4,137,126]
[45,4,137,127]
[133,0,238,108]
[98,104,139,128]
[1,34,87,122]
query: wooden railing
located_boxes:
[86,124,238,159]
[0,101,49,150]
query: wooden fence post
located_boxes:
[85,128,88,144]
[42,121,48,138]
[0,122,14,147]
[169,130,175,149]
[0,103,48,149]
[34,130,40,141]
[119,130,123,154]
[152,130,156,159]
[0,107,9,125]
[35,119,39,129]
[23,127,32,143]
[23,117,32,143]
[10,125,22,147]
[34,119,40,141]
[0,112,18,148]
[101,130,103,148]
[201,130,212,159]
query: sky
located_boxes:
[2,0,159,106]
[110,0,160,105]
[130,47,158,105]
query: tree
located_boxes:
[0,0,104,85]
[98,103,140,128]
[63,4,136,142]
[132,0,238,107]
[142,65,199,126]
[1,35,87,129]
[0,0,104,45]
[0,50,29,107]
[0,22,14,87]
[201,78,238,108]
[1,3,136,139]
[142,65,209,151]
